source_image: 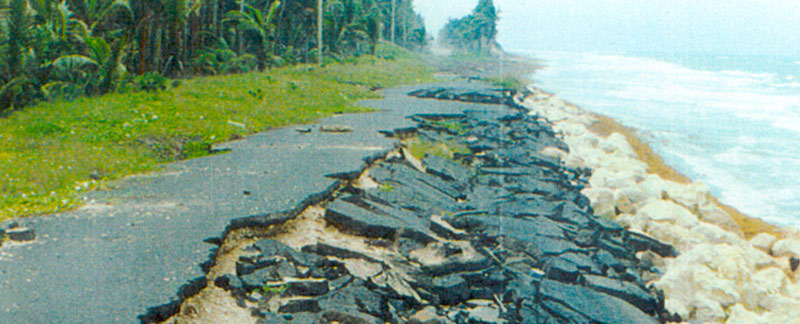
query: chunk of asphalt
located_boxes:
[6,227,35,242]
[422,155,472,184]
[284,280,329,297]
[539,279,658,324]
[580,274,657,315]
[430,274,470,305]
[625,232,678,258]
[324,197,403,238]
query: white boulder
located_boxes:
[771,239,800,258]
[615,213,646,232]
[599,132,637,158]
[589,168,642,191]
[636,199,699,228]
[691,223,741,245]
[553,121,588,137]
[725,304,765,324]
[597,155,648,177]
[749,233,778,253]
[698,203,743,237]
[662,181,711,210]
[581,187,616,218]
[540,146,567,160]
[615,184,653,207]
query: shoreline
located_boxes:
[521,87,800,323]
[514,50,792,238]
[584,106,787,239]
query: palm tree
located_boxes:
[224,0,281,69]
[5,0,29,79]
[441,0,497,52]
[323,0,381,56]
[1,0,33,110]
[0,0,428,112]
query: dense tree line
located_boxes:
[440,0,498,53]
[0,0,426,111]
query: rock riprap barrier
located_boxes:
[163,86,678,324]
[521,88,800,324]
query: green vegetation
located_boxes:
[434,0,536,90]
[261,283,288,295]
[0,47,435,220]
[378,183,394,192]
[440,0,498,53]
[485,75,526,92]
[431,119,466,135]
[0,0,427,112]
[405,137,470,162]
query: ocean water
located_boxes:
[530,51,800,228]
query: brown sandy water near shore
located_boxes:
[582,105,784,239]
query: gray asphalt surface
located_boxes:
[0,81,509,323]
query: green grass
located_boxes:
[431,119,467,135]
[379,183,395,192]
[485,75,527,92]
[405,137,470,161]
[261,283,288,295]
[0,47,436,220]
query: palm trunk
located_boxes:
[238,0,245,54]
[154,23,163,72]
[213,0,220,40]
[390,0,395,43]
[402,6,408,45]
[138,12,148,74]
[317,0,323,64]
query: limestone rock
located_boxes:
[691,295,727,323]
[725,304,765,324]
[589,168,641,191]
[690,222,740,245]
[636,199,698,228]
[615,195,636,215]
[615,184,655,207]
[750,233,778,254]
[540,146,567,160]
[740,245,778,270]
[646,221,692,247]
[554,121,588,137]
[748,267,786,309]
[615,213,646,232]
[581,187,616,218]
[602,133,636,158]
[637,176,668,203]
[662,181,711,210]
[771,239,800,258]
[698,203,743,237]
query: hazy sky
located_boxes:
[413,0,800,56]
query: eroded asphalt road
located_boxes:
[0,81,511,323]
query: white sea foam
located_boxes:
[534,50,800,227]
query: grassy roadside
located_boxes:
[0,45,436,221]
[587,111,783,239]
